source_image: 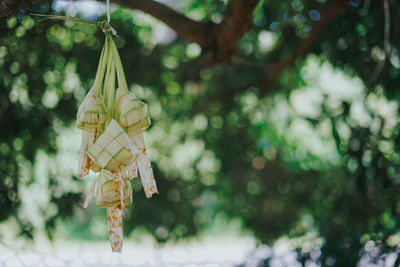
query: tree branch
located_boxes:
[201,0,260,65]
[262,0,351,89]
[111,0,213,46]
[368,0,391,86]
[0,0,36,18]
[113,0,260,65]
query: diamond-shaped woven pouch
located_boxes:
[115,88,151,136]
[76,90,107,132]
[87,119,139,172]
[96,169,132,208]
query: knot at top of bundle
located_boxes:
[98,20,118,36]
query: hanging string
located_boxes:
[105,0,118,37]
[106,0,111,23]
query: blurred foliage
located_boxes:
[1,0,400,265]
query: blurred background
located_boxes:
[1,0,400,266]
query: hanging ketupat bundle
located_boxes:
[32,12,158,252]
[71,22,159,252]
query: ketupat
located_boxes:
[96,168,132,208]
[86,119,139,172]
[116,88,151,136]
[76,89,107,132]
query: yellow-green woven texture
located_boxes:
[87,119,138,172]
[115,89,151,135]
[76,90,107,132]
[96,169,132,208]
